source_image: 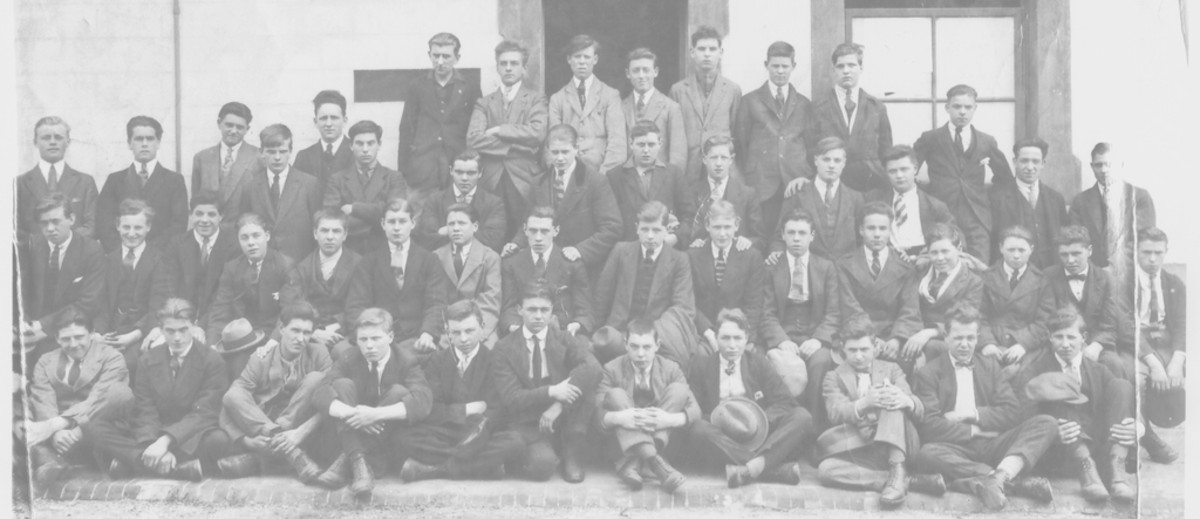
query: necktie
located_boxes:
[47,164,59,192]
[844,87,857,123]
[138,163,149,188]
[788,255,807,301]
[250,260,261,284]
[643,247,655,264]
[453,245,465,278]
[714,248,727,287]
[640,170,652,197]
[1066,273,1087,282]
[711,180,724,201]
[393,265,405,291]
[458,353,469,376]
[823,181,836,228]
[1149,275,1162,324]
[1098,185,1109,237]
[894,194,908,227]
[856,372,871,398]
[531,334,543,386]
[325,143,334,160]
[1062,360,1079,382]
[221,149,234,179]
[123,247,136,271]
[724,359,736,376]
[66,359,80,386]
[200,236,211,266]
[534,254,546,274]
[367,361,381,402]
[775,86,785,114]
[929,270,947,299]
[871,250,882,278]
[954,361,974,370]
[577,81,587,108]
[169,353,181,379]
[954,126,965,155]
[554,168,567,208]
[1027,183,1038,208]
[1009,268,1021,290]
[45,244,61,303]
[636,93,646,114]
[270,172,282,207]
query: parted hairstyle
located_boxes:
[565,34,599,56]
[998,225,1035,248]
[356,307,394,334]
[312,90,347,116]
[813,135,847,156]
[259,124,293,149]
[519,278,558,306]
[1013,137,1049,158]
[702,135,734,156]
[1138,227,1168,245]
[384,197,417,219]
[831,42,864,65]
[117,198,155,227]
[1045,306,1086,335]
[446,202,480,224]
[944,302,982,330]
[924,222,964,250]
[126,115,163,140]
[190,190,223,214]
[495,40,529,65]
[881,144,917,167]
[715,308,750,334]
[946,84,978,101]
[36,193,74,221]
[857,200,894,226]
[348,120,383,141]
[157,297,197,323]
[445,299,484,327]
[637,200,671,227]
[706,199,739,224]
[218,102,253,123]
[525,205,557,225]
[627,47,657,66]
[236,212,272,234]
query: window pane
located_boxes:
[883,102,935,148]
[935,17,1015,98]
[850,17,933,99]
[935,101,1016,178]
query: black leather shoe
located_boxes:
[879,462,908,508]
[1006,476,1053,503]
[33,457,68,487]
[762,462,801,485]
[561,450,585,483]
[400,458,447,482]
[617,457,643,490]
[171,459,204,482]
[908,473,946,496]
[349,453,374,498]
[965,472,1007,511]
[1108,453,1136,502]
[108,458,134,480]
[316,454,349,489]
[216,453,261,479]
[1143,429,1180,464]
[283,447,321,483]
[646,455,685,493]
[1078,457,1109,503]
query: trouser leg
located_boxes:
[80,418,143,470]
[976,414,1060,472]
[802,346,835,429]
[817,444,892,490]
[447,429,525,479]
[274,372,326,431]
[759,407,812,471]
[688,419,755,466]
[914,441,992,481]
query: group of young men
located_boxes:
[15,26,1184,511]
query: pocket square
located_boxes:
[72,276,83,283]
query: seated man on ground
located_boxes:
[1129,227,1182,464]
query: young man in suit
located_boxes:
[817,316,941,508]
[26,310,132,486]
[324,120,409,254]
[760,209,841,429]
[989,138,1068,269]
[83,298,230,481]
[309,308,433,498]
[903,224,984,373]
[686,309,812,488]
[217,302,331,481]
[912,306,1057,511]
[434,204,502,346]
[491,280,603,483]
[1036,226,1121,379]
[1130,227,1182,464]
[190,102,259,227]
[240,124,323,261]
[688,200,764,350]
[206,213,300,346]
[345,198,452,360]
[608,120,696,247]
[395,300,525,481]
[734,41,814,229]
[623,48,686,171]
[1010,308,1138,503]
[549,34,626,175]
[979,226,1048,374]
[96,116,188,252]
[415,150,507,252]
[687,135,764,249]
[160,191,241,327]
[597,320,696,493]
[292,90,353,190]
[1069,142,1156,270]
[17,116,98,243]
[772,136,864,260]
[499,206,593,338]
[397,32,480,206]
[467,40,548,242]
[913,84,1014,262]
[812,43,892,193]
[671,26,742,183]
[594,201,698,367]
[867,145,955,261]
[289,209,361,355]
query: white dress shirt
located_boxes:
[48,232,74,270]
[38,159,67,183]
[1016,178,1039,206]
[634,88,655,108]
[709,177,727,200]
[920,260,963,302]
[891,188,925,249]
[523,326,550,380]
[1137,267,1164,324]
[642,243,663,262]
[1068,268,1088,301]
[268,166,291,194]
[1003,262,1026,286]
[502,80,523,103]
[389,239,410,270]
[573,75,595,105]
[554,161,576,186]
[815,178,840,202]
[953,359,978,418]
[371,348,392,387]
[132,159,159,178]
[786,251,810,298]
[321,135,345,155]
[1058,353,1082,381]
[452,184,478,204]
[319,248,343,281]
[771,82,790,103]
[194,229,219,256]
[711,242,731,263]
[531,247,553,267]
[222,141,243,166]
[865,246,890,271]
[122,241,147,270]
[718,356,746,400]
[948,123,974,151]
[456,344,481,374]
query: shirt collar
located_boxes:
[836,85,860,103]
[1016,177,1038,192]
[1003,261,1025,280]
[372,348,392,372]
[455,343,481,367]
[1057,353,1081,371]
[124,241,147,262]
[770,81,789,100]
[531,246,553,264]
[49,231,74,252]
[709,175,726,193]
[194,228,219,247]
[788,250,809,269]
[452,184,477,200]
[865,246,889,266]
[643,243,663,262]
[711,241,731,259]
[390,239,409,258]
[38,159,66,179]
[573,75,594,93]
[222,141,243,159]
[522,326,549,344]
[634,88,655,104]
[453,240,472,257]
[949,123,973,137]
[133,159,159,176]
[357,160,378,177]
[1137,266,1159,284]
[818,177,840,194]
[268,165,290,179]
[320,247,343,265]
[169,339,194,361]
[502,80,523,102]
[322,135,344,153]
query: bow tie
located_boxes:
[1066,273,1087,282]
[954,360,974,370]
[724,360,737,376]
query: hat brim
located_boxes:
[713,396,770,453]
[215,330,268,355]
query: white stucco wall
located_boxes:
[725,0,813,99]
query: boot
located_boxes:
[879,462,908,508]
[216,453,261,478]
[1078,457,1109,503]
[33,449,68,487]
[1006,476,1053,503]
[1142,427,1179,464]
[315,453,350,489]
[108,458,134,480]
[762,461,801,486]
[171,459,204,482]
[283,447,321,483]
[400,458,448,482]
[348,452,374,498]
[1108,452,1136,502]
[646,455,686,493]
[725,464,752,488]
[964,472,1007,511]
[616,457,643,490]
[908,473,946,496]
[561,437,585,483]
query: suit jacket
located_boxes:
[812,88,892,192]
[190,142,260,224]
[21,234,106,330]
[979,263,1049,350]
[96,163,188,252]
[838,248,922,341]
[824,359,924,427]
[1010,349,1122,431]
[467,85,548,201]
[989,181,1067,268]
[290,248,362,329]
[734,82,815,201]
[95,244,172,336]
[913,124,1013,233]
[1037,263,1119,351]
[595,241,695,329]
[397,70,480,192]
[423,344,505,427]
[549,78,627,174]
[598,355,699,425]
[688,351,794,422]
[240,167,324,261]
[760,252,841,348]
[435,239,501,338]
[206,249,299,342]
[865,188,956,247]
[500,246,593,334]
[344,242,452,341]
[414,187,507,252]
[491,327,600,425]
[916,265,983,329]
[133,342,227,455]
[913,352,1021,444]
[161,230,241,324]
[517,161,622,269]
[774,182,864,259]
[220,339,331,438]
[607,163,697,244]
[622,89,687,170]
[689,175,765,248]
[1147,271,1186,354]
[29,339,129,423]
[1068,182,1156,268]
[292,138,353,190]
[323,165,408,252]
[16,164,98,242]
[312,343,432,421]
[688,243,764,337]
[670,75,742,181]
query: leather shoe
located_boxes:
[1142,428,1179,464]
[315,454,350,489]
[908,473,946,496]
[456,416,491,450]
[34,458,68,487]
[561,440,585,483]
[1078,457,1109,503]
[400,458,447,482]
[216,453,261,478]
[1006,476,1053,503]
[171,459,204,482]
[725,464,752,488]
[964,472,1007,511]
[762,462,801,486]
[616,457,643,490]
[283,447,321,483]
[348,453,374,498]
[879,462,908,508]
[1108,453,1136,502]
[646,455,685,493]
[108,458,134,480]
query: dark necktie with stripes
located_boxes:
[714,247,727,287]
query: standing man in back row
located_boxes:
[671,25,741,185]
[17,116,99,243]
[549,34,627,175]
[191,102,259,227]
[812,43,891,194]
[96,116,189,252]
[293,90,353,191]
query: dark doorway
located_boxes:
[543,0,687,97]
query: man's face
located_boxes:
[691,38,723,72]
[834,54,862,89]
[568,44,598,80]
[1090,151,1120,186]
[382,209,414,245]
[128,126,160,163]
[885,157,917,193]
[765,56,795,87]
[782,219,814,257]
[261,142,292,174]
[355,325,393,363]
[547,139,578,171]
[161,317,194,352]
[519,296,553,334]
[1000,237,1032,271]
[451,159,480,193]
[625,331,659,370]
[35,124,70,163]
[351,133,380,168]
[945,94,977,128]
[1050,322,1085,361]
[702,144,733,182]
[1138,240,1168,276]
[524,216,558,255]
[39,207,74,245]
[314,103,345,143]
[429,44,459,77]
[706,215,738,249]
[190,204,221,239]
[446,210,477,246]
[218,114,249,148]
[626,58,658,94]
[1058,242,1091,275]
[860,213,892,252]
[117,212,151,250]
[637,219,668,250]
[279,318,314,359]
[945,321,979,364]
[56,323,91,361]
[314,218,346,256]
[497,51,526,86]
[238,223,270,261]
[927,238,960,274]
[843,336,877,372]
[716,321,748,363]
[814,148,847,183]
[631,133,662,168]
[446,315,483,355]
[1013,146,1044,185]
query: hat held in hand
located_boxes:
[710,396,769,452]
[1024,371,1088,405]
[214,318,268,356]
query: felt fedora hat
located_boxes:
[710,396,769,453]
[213,318,268,356]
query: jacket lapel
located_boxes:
[458,240,485,288]
[557,163,588,215]
[838,363,859,400]
[275,174,302,222]
[682,78,706,124]
[696,244,716,289]
[643,91,667,122]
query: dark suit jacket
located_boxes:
[491,327,600,425]
[206,249,299,342]
[607,163,697,244]
[414,187,507,252]
[979,263,1048,350]
[913,352,1021,444]
[239,168,324,261]
[917,265,983,329]
[773,182,863,259]
[838,248,922,342]
[734,82,815,202]
[344,242,452,341]
[517,161,622,270]
[290,248,362,329]
[312,344,432,421]
[21,234,106,330]
[913,125,1013,233]
[760,253,841,348]
[29,338,129,423]
[95,245,172,336]
[423,345,504,427]
[161,230,242,324]
[1037,263,1119,351]
[811,88,892,192]
[323,165,408,252]
[190,142,260,225]
[1154,271,1186,354]
[688,243,764,337]
[17,164,99,242]
[133,342,227,455]
[397,71,480,192]
[865,187,957,246]
[500,246,593,334]
[989,181,1067,268]
[595,241,695,330]
[96,163,189,252]
[292,138,353,190]
[689,175,766,249]
[1068,182,1156,268]
[687,351,794,422]
[467,85,548,201]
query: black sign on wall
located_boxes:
[354,68,483,103]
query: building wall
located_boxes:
[724,0,813,99]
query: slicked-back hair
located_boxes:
[924,222,964,250]
[36,193,74,221]
[117,198,155,227]
[881,144,917,168]
[157,297,196,323]
[312,90,347,116]
[565,34,599,57]
[445,299,484,328]
[384,198,417,219]
[715,308,750,334]
[34,116,71,138]
[998,225,1035,248]
[944,302,982,330]
[831,42,864,65]
[629,120,661,140]
[280,301,319,328]
[126,115,163,140]
[1091,142,1113,160]
[766,41,795,60]
[691,25,723,47]
[1138,227,1168,245]
[348,120,383,141]
[814,136,847,156]
[702,135,734,156]
[637,200,671,227]
[1056,225,1092,248]
[526,205,556,225]
[627,47,657,66]
[428,32,462,55]
[546,124,579,147]
[946,84,978,101]
[218,102,253,123]
[495,40,530,65]
[1046,306,1086,335]
[190,190,223,214]
[1013,137,1049,159]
